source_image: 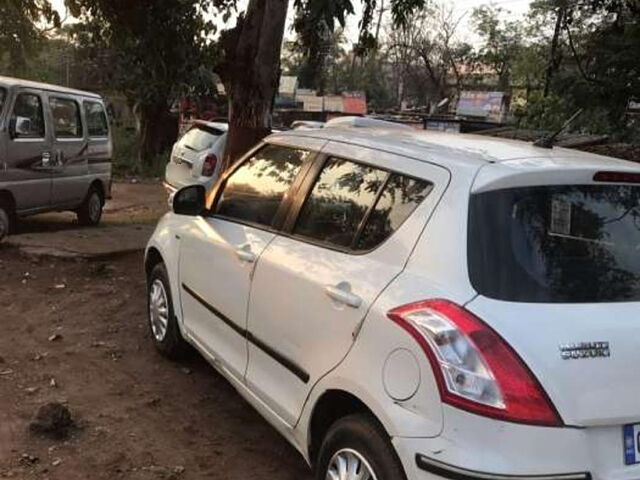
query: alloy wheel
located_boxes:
[149,279,169,342]
[326,448,378,480]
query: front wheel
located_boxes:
[147,263,188,359]
[77,188,103,226]
[315,414,407,480]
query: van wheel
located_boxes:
[77,188,103,226]
[147,263,188,359]
[0,205,10,241]
[315,414,407,480]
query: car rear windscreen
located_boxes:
[179,125,222,152]
[468,184,640,302]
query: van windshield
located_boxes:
[468,184,640,303]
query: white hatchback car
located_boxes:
[164,121,227,195]
[146,122,640,480]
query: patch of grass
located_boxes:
[111,123,169,179]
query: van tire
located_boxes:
[77,187,103,226]
[315,414,407,480]
[0,205,10,241]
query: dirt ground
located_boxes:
[16,182,169,235]
[0,248,313,480]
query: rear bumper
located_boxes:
[414,455,590,480]
[393,406,640,480]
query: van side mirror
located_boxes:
[172,184,206,216]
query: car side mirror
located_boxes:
[172,184,206,216]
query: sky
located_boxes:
[49,0,533,44]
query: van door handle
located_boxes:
[235,245,257,263]
[325,283,362,309]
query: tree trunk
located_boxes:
[138,104,177,166]
[543,6,565,98]
[218,0,289,170]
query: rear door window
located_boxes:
[469,184,640,302]
[178,125,222,152]
[84,101,109,137]
[11,92,45,139]
[355,174,433,250]
[214,144,310,229]
[50,97,82,138]
[293,158,388,248]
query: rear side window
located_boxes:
[469,185,640,302]
[356,174,433,250]
[84,101,109,137]
[179,125,221,152]
[11,92,45,139]
[214,144,310,228]
[294,158,388,248]
[50,97,82,138]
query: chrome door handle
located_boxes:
[235,245,257,263]
[325,283,362,309]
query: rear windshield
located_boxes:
[178,125,222,152]
[468,185,640,303]
[0,87,6,114]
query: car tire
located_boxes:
[147,263,188,359]
[77,187,103,226]
[315,414,407,480]
[0,204,10,241]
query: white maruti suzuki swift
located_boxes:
[145,117,640,480]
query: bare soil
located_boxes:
[16,182,169,235]
[0,248,312,480]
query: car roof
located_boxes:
[272,126,640,172]
[0,75,102,99]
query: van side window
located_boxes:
[214,145,310,229]
[50,97,82,139]
[294,158,387,248]
[84,101,109,137]
[355,174,433,251]
[11,93,45,139]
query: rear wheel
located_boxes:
[77,187,103,226]
[147,263,188,359]
[315,414,406,480]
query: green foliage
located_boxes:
[292,0,429,91]
[111,124,168,178]
[0,0,60,73]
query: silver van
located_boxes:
[0,76,112,240]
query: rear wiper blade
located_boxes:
[533,109,583,149]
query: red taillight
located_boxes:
[594,171,640,183]
[388,299,563,427]
[202,154,218,177]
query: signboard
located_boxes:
[324,95,344,112]
[343,92,367,115]
[456,91,505,122]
